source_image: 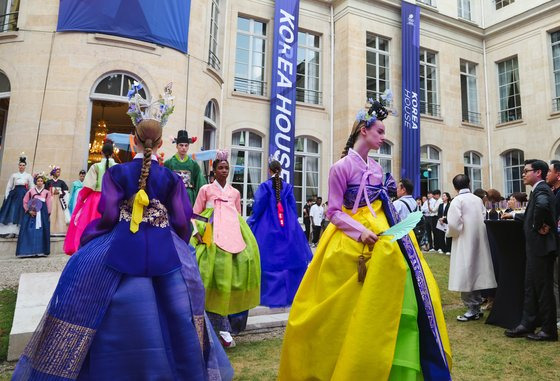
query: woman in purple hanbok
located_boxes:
[247,160,312,307]
[12,84,233,381]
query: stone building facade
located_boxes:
[0,0,559,216]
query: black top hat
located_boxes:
[173,130,197,145]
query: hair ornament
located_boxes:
[33,171,48,184]
[19,152,27,165]
[127,82,175,128]
[356,89,397,127]
[49,165,61,176]
[215,149,229,162]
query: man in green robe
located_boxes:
[164,130,206,205]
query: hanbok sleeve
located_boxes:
[167,177,193,242]
[326,164,367,242]
[27,174,34,189]
[246,182,267,226]
[45,191,53,214]
[192,186,207,215]
[82,164,98,189]
[80,169,125,246]
[234,188,242,214]
[22,190,31,211]
[446,198,463,238]
[286,184,298,215]
[5,174,14,199]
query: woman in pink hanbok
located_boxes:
[63,141,116,254]
[191,151,260,346]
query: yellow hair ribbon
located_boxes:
[130,189,149,233]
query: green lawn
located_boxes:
[1,254,559,380]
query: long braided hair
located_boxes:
[341,120,366,158]
[102,140,114,173]
[269,160,283,204]
[135,119,162,192]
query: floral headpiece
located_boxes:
[49,165,60,176]
[127,82,175,128]
[33,172,48,184]
[355,89,397,127]
[215,149,229,162]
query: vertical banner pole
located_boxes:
[268,0,300,184]
[401,2,421,197]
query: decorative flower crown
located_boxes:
[49,165,60,176]
[215,149,229,162]
[127,82,175,128]
[34,172,48,183]
[355,89,397,127]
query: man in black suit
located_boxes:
[504,159,558,341]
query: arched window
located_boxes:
[369,141,392,174]
[0,71,11,166]
[89,73,149,165]
[464,151,482,190]
[231,130,263,217]
[203,100,218,150]
[555,145,560,160]
[420,145,441,194]
[294,137,320,217]
[502,149,525,194]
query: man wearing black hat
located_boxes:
[164,130,206,205]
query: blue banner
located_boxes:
[57,0,191,53]
[268,0,300,184]
[401,2,421,197]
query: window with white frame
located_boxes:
[366,33,390,101]
[294,137,320,217]
[420,49,440,117]
[0,0,19,32]
[464,151,482,190]
[458,0,472,20]
[203,101,217,150]
[418,0,436,7]
[234,16,267,96]
[296,31,321,105]
[495,0,514,10]
[208,0,221,70]
[503,150,525,194]
[460,60,480,124]
[420,145,441,193]
[369,141,392,174]
[0,71,10,164]
[497,57,522,123]
[551,31,560,112]
[231,130,263,217]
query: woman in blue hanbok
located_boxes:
[0,155,34,238]
[247,160,312,307]
[12,84,233,381]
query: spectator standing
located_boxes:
[447,174,497,321]
[302,198,313,243]
[309,197,324,247]
[504,159,558,341]
[393,179,417,221]
[422,190,441,251]
[547,160,560,329]
[437,192,452,254]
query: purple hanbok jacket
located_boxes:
[81,157,192,276]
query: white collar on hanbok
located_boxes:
[133,153,158,161]
[213,180,229,192]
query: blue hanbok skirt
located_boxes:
[13,229,233,381]
[16,201,50,257]
[0,185,27,225]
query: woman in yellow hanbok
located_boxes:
[278,99,452,380]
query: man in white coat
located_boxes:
[446,174,497,321]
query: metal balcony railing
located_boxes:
[296,88,322,105]
[462,110,481,125]
[0,12,18,32]
[553,97,560,113]
[420,102,441,118]
[208,50,221,71]
[498,108,522,124]
[234,77,267,96]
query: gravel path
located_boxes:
[0,255,69,290]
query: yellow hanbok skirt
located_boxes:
[278,200,451,380]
